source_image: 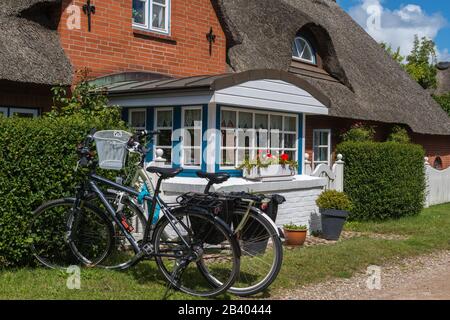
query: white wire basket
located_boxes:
[93,130,133,170]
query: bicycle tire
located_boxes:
[30,198,114,270]
[200,207,283,296]
[153,208,241,298]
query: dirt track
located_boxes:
[272,251,450,300]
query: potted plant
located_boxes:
[283,223,308,246]
[316,190,352,240]
[238,152,298,181]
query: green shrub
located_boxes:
[336,141,425,221]
[0,115,126,266]
[387,126,411,143]
[316,190,352,211]
[341,123,375,142]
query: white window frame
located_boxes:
[181,106,203,169]
[132,0,170,35]
[312,129,331,168]
[154,107,174,166]
[292,36,316,65]
[9,108,38,118]
[219,106,298,170]
[128,108,147,131]
[132,0,150,29]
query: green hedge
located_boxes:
[0,115,125,266]
[336,141,425,221]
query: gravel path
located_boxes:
[272,250,450,300]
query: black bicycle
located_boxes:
[29,129,241,297]
[95,130,284,296]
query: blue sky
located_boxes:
[337,0,450,61]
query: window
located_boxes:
[9,108,38,118]
[433,156,443,170]
[154,108,173,165]
[313,129,331,167]
[181,107,202,168]
[292,36,316,64]
[132,0,170,34]
[220,108,298,169]
[0,107,7,117]
[129,109,146,130]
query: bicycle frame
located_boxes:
[72,171,192,268]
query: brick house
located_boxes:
[1,0,450,227]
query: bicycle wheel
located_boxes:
[153,208,240,298]
[29,198,113,269]
[201,207,283,296]
[65,199,115,267]
[93,192,147,269]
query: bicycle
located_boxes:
[102,131,285,296]
[29,129,241,297]
[179,172,284,296]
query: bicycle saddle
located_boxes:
[147,167,183,179]
[196,171,230,185]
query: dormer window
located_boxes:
[132,0,170,34]
[292,36,316,65]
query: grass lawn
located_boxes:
[1,203,449,300]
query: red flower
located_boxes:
[281,154,289,161]
[267,153,272,158]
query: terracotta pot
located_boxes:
[283,228,307,246]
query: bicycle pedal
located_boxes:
[141,243,153,255]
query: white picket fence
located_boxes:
[425,157,450,207]
[305,154,450,207]
[304,153,344,191]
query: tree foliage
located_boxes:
[48,68,124,127]
[382,35,437,90]
[433,93,450,116]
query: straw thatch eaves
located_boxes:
[0,0,72,86]
[436,62,450,96]
[211,0,450,135]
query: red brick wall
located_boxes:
[305,115,391,165]
[58,0,227,81]
[411,133,450,169]
[305,115,450,169]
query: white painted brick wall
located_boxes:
[162,186,324,233]
[274,187,322,232]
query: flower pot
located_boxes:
[244,164,296,182]
[283,228,307,246]
[320,209,349,240]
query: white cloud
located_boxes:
[348,0,448,60]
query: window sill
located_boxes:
[133,29,177,44]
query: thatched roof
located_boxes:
[0,0,72,86]
[212,0,450,135]
[436,62,450,95]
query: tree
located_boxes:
[404,35,437,90]
[382,36,437,90]
[381,43,405,65]
[48,68,124,127]
[433,93,450,116]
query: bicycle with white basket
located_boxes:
[29,129,241,297]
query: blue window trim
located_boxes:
[124,105,303,177]
[215,105,242,177]
[298,113,303,175]
[124,105,207,177]
[215,104,304,177]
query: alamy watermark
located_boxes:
[66,265,81,290]
[66,4,82,30]
[366,265,382,290]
